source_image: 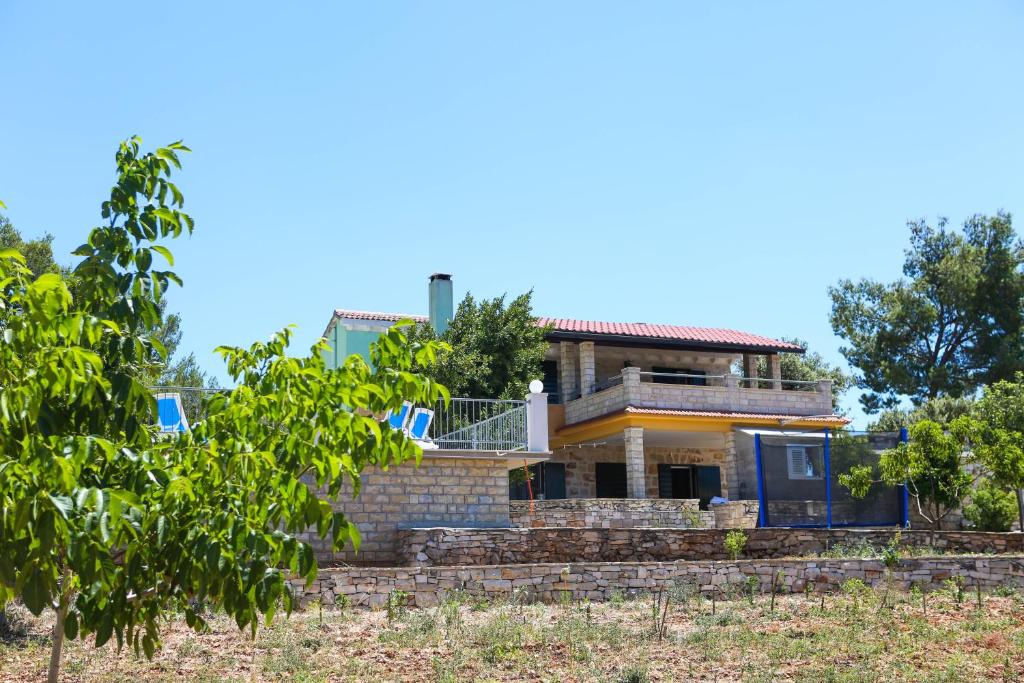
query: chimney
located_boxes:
[428,273,453,335]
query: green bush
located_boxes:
[964,480,1017,532]
[724,530,748,561]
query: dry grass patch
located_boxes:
[2,585,1024,682]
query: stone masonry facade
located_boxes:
[299,455,510,565]
[547,443,729,500]
[290,555,1024,608]
[395,527,1024,567]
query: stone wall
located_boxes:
[546,443,728,499]
[712,500,759,528]
[395,526,1024,567]
[290,555,1024,608]
[300,455,510,565]
[509,498,714,529]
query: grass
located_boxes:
[2,586,1024,681]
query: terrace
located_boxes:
[562,367,834,425]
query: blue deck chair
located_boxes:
[408,407,436,447]
[385,401,413,432]
[156,393,190,433]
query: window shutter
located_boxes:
[542,462,566,500]
[658,464,674,498]
[788,447,807,479]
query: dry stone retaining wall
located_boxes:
[396,527,1024,567]
[291,555,1024,608]
[509,498,713,529]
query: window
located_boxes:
[787,445,822,480]
[652,366,707,386]
[509,462,566,500]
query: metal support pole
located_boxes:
[899,427,910,528]
[755,433,768,528]
[824,429,832,529]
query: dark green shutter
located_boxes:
[658,464,674,498]
[695,466,722,508]
[542,462,566,499]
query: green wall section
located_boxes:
[323,321,384,369]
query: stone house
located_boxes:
[315,274,870,564]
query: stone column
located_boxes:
[622,366,641,402]
[624,427,646,499]
[817,379,833,414]
[767,354,782,391]
[579,341,596,396]
[723,431,741,500]
[559,342,578,404]
[742,353,758,388]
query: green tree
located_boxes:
[0,213,62,278]
[409,291,550,399]
[829,213,1024,412]
[839,419,974,532]
[963,479,1018,532]
[868,396,975,432]
[0,139,447,682]
[967,373,1024,531]
[739,337,853,411]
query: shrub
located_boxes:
[724,530,748,561]
[385,590,410,624]
[964,480,1018,532]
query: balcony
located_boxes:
[150,387,548,453]
[562,367,833,425]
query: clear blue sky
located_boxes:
[2,2,1022,427]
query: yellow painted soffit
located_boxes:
[552,411,846,447]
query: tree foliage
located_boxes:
[0,138,447,680]
[829,213,1024,412]
[839,419,974,531]
[0,214,62,278]
[965,373,1024,531]
[408,291,550,399]
[867,396,974,432]
[963,479,1018,532]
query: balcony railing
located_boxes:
[430,398,528,451]
[563,368,833,425]
[149,387,534,452]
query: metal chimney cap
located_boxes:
[429,273,452,281]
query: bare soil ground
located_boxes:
[3,586,1024,682]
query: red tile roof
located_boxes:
[333,309,428,323]
[328,310,803,353]
[624,406,849,424]
[538,317,804,352]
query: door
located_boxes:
[596,463,628,498]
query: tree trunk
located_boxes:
[48,566,72,683]
[48,599,67,683]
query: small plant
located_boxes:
[385,590,410,624]
[724,530,748,561]
[335,593,351,611]
[609,589,626,607]
[745,576,759,605]
[478,611,524,664]
[616,665,651,683]
[841,578,871,613]
[882,532,902,570]
[945,576,966,608]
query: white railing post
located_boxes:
[526,390,549,452]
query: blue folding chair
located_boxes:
[408,407,436,447]
[384,401,413,432]
[156,393,190,433]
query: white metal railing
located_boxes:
[595,371,824,392]
[430,397,528,451]
[147,389,534,452]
